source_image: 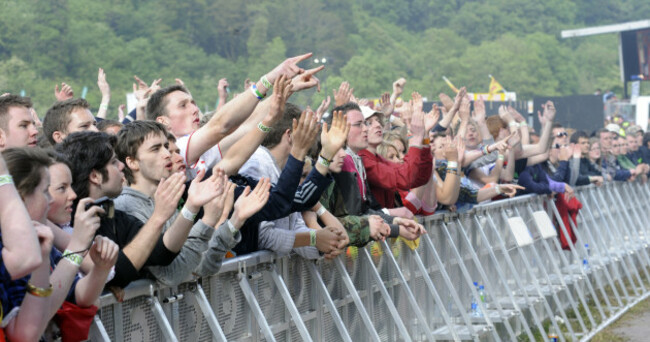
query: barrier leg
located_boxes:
[307,262,353,342]
[188,283,228,342]
[88,315,111,342]
[454,218,520,341]
[150,297,179,342]
[527,203,600,329]
[378,240,437,341]
[514,206,588,335]
[331,258,385,342]
[472,214,537,341]
[238,272,277,342]
[421,233,483,342]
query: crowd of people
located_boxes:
[1,52,649,340]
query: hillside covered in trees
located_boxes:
[1,0,650,118]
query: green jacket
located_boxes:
[319,182,372,247]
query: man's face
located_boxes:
[578,137,590,155]
[366,115,383,147]
[66,108,98,135]
[611,138,622,155]
[328,147,347,173]
[553,127,568,145]
[599,131,613,151]
[101,153,126,199]
[346,110,368,152]
[2,106,38,148]
[465,124,479,147]
[618,137,628,155]
[626,135,638,152]
[164,90,199,137]
[131,132,173,184]
[168,139,187,174]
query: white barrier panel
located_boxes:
[88,182,650,341]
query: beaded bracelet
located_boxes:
[318,155,331,167]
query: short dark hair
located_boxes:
[644,132,650,148]
[115,121,168,185]
[551,122,564,130]
[97,119,123,133]
[261,102,302,149]
[570,130,589,144]
[596,128,609,138]
[3,147,53,199]
[0,95,32,132]
[166,131,176,142]
[146,85,189,121]
[55,131,117,202]
[327,102,361,126]
[43,98,90,145]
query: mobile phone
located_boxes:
[85,196,115,219]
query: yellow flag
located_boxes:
[488,75,505,100]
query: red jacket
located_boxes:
[359,146,432,208]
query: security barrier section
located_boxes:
[88,182,650,341]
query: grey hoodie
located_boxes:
[114,186,240,285]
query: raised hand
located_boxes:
[117,104,126,122]
[410,93,426,141]
[54,83,74,101]
[456,137,466,166]
[473,98,486,124]
[424,104,440,132]
[217,78,229,98]
[97,68,110,97]
[88,235,119,271]
[315,96,331,122]
[333,81,354,106]
[243,78,252,90]
[558,144,572,161]
[542,101,556,123]
[186,168,227,212]
[290,109,320,161]
[264,75,293,126]
[357,98,369,107]
[153,172,187,220]
[498,105,514,125]
[232,178,271,227]
[458,95,470,122]
[266,52,313,84]
[379,92,394,116]
[393,78,406,97]
[290,65,324,92]
[445,139,459,162]
[320,110,350,160]
[507,106,525,123]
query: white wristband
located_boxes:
[495,184,502,195]
[316,206,327,217]
[447,161,458,169]
[181,206,197,221]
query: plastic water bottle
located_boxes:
[478,285,486,305]
[470,282,482,317]
[548,325,559,342]
[583,244,591,272]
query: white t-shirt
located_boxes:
[177,131,223,179]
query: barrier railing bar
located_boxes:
[89,315,111,342]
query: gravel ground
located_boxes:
[592,296,650,342]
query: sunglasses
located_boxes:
[555,132,568,137]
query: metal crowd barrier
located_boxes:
[88,181,650,341]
